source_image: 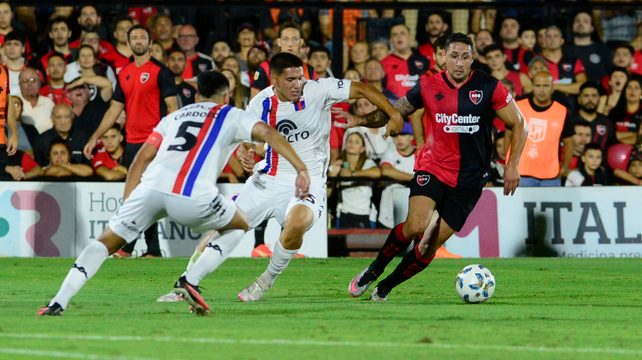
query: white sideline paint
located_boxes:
[1,333,642,356]
[0,347,164,360]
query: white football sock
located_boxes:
[260,240,298,288]
[49,241,109,309]
[184,247,203,273]
[185,229,245,285]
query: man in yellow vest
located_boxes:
[510,71,574,186]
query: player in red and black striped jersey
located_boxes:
[250,22,317,100]
[343,33,528,301]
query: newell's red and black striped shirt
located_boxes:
[381,50,431,99]
[113,57,177,144]
[406,70,512,190]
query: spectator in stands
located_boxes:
[308,46,332,79]
[418,12,448,67]
[104,17,133,75]
[565,12,614,85]
[512,71,574,186]
[92,124,126,181]
[221,55,250,88]
[40,53,72,106]
[542,26,587,95]
[573,82,617,153]
[598,68,628,115]
[177,24,215,82]
[536,27,547,53]
[329,132,381,229]
[1,147,42,181]
[65,35,117,88]
[344,97,394,164]
[349,41,369,77]
[6,96,35,158]
[220,68,246,109]
[472,29,493,73]
[33,103,88,166]
[68,79,110,137]
[168,50,195,108]
[363,58,398,104]
[211,40,231,69]
[500,17,535,73]
[485,44,531,97]
[251,22,317,99]
[613,149,642,185]
[150,41,167,64]
[370,40,390,62]
[247,44,269,86]
[43,137,92,178]
[5,31,27,96]
[614,44,635,75]
[18,67,55,134]
[153,15,175,53]
[570,120,593,169]
[0,2,32,58]
[609,78,642,145]
[381,24,430,99]
[377,122,415,229]
[234,23,257,72]
[519,28,536,52]
[69,6,116,58]
[488,132,507,187]
[565,143,608,186]
[40,17,75,75]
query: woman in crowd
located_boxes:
[43,138,93,178]
[220,68,247,109]
[598,68,628,115]
[608,78,642,144]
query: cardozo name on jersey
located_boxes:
[435,113,481,134]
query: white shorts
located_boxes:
[109,183,237,243]
[234,173,325,230]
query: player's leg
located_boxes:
[238,204,314,302]
[371,216,455,301]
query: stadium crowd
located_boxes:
[2,1,642,233]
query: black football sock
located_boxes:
[363,223,413,282]
[375,244,435,296]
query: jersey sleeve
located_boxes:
[574,58,586,76]
[252,64,269,91]
[561,112,575,139]
[151,114,171,138]
[233,109,262,143]
[405,80,424,110]
[362,158,378,170]
[20,152,38,172]
[158,66,178,100]
[113,77,125,104]
[491,80,513,111]
[320,78,351,109]
[379,147,397,167]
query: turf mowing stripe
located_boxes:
[0,347,166,360]
[2,333,642,356]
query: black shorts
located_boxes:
[408,171,482,232]
[122,142,144,168]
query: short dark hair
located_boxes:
[519,27,535,37]
[49,16,70,32]
[483,44,503,56]
[310,45,330,58]
[78,44,97,59]
[433,35,448,51]
[107,123,122,133]
[278,21,302,38]
[49,137,71,154]
[169,49,186,58]
[47,52,67,64]
[579,81,600,94]
[4,31,24,45]
[115,16,134,27]
[501,16,519,27]
[614,44,634,56]
[574,119,592,130]
[584,143,602,154]
[127,24,151,42]
[197,70,229,99]
[611,67,629,77]
[445,32,474,53]
[269,52,303,76]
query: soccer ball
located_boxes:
[455,264,495,303]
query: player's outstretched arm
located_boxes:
[331,96,417,133]
[122,143,157,202]
[349,82,404,136]
[497,100,527,196]
[84,101,125,159]
[251,122,310,198]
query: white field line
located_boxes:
[1,333,641,356]
[0,347,165,360]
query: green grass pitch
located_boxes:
[1,257,641,360]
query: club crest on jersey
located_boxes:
[562,63,572,72]
[199,64,207,72]
[140,72,150,83]
[183,88,192,98]
[469,90,483,105]
[414,60,424,70]
[596,125,606,136]
[417,174,430,186]
[527,118,548,143]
